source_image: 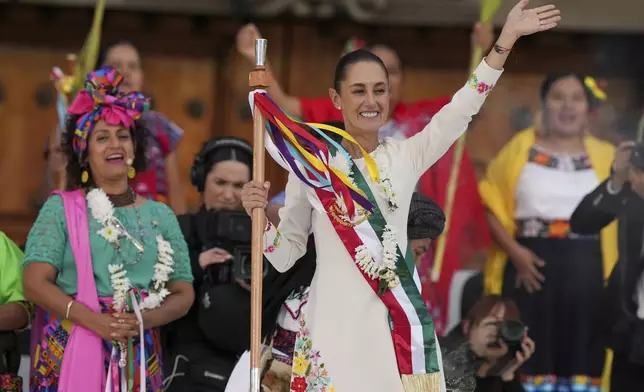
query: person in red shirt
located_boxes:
[236,24,493,335]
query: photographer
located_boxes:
[441,296,534,392]
[165,137,317,391]
[570,135,644,389]
[164,137,287,391]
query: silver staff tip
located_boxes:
[255,38,267,67]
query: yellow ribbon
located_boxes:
[584,76,608,101]
[308,122,381,183]
[271,117,371,204]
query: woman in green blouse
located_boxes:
[22,67,194,392]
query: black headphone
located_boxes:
[190,136,253,192]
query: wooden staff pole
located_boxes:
[249,38,268,392]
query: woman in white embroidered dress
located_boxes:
[241,2,560,391]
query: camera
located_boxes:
[486,319,526,376]
[496,319,525,349]
[202,209,269,285]
[629,143,644,171]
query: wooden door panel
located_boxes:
[143,55,217,210]
[0,47,63,215]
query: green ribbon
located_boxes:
[333,147,439,374]
[124,290,141,391]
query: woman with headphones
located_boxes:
[162,136,253,391]
[164,137,315,392]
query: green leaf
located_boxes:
[378,280,387,296]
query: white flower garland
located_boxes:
[354,225,400,291]
[108,264,132,312]
[375,153,399,212]
[329,149,398,214]
[87,189,175,366]
[329,150,400,291]
[140,235,175,310]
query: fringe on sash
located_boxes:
[401,372,441,392]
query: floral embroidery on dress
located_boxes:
[0,374,22,392]
[290,314,334,392]
[265,230,282,253]
[528,147,592,171]
[466,73,493,96]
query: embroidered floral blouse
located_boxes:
[23,196,193,296]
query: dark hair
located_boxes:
[96,40,141,69]
[464,295,521,326]
[190,137,253,192]
[364,43,404,69]
[333,49,388,92]
[540,72,593,105]
[61,115,149,190]
[204,145,252,177]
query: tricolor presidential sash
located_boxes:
[249,91,441,391]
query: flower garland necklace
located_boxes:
[329,148,400,292]
[87,188,174,310]
[87,189,175,365]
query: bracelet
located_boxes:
[264,218,273,232]
[606,179,621,195]
[493,43,512,54]
[65,300,75,319]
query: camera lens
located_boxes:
[499,319,525,345]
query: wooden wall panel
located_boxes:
[0,47,63,215]
[286,25,342,101]
[0,47,64,245]
[142,54,217,210]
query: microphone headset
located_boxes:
[190,136,253,193]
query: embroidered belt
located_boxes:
[515,218,598,239]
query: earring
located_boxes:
[81,170,89,184]
[126,158,135,179]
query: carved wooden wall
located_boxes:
[143,54,217,208]
[0,47,61,243]
[1,4,643,244]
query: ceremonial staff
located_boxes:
[249,38,269,392]
[432,0,501,282]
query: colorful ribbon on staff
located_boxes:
[252,92,377,217]
[68,66,150,157]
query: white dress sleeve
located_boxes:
[397,59,503,177]
[262,172,313,272]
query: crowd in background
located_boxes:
[1,11,644,392]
